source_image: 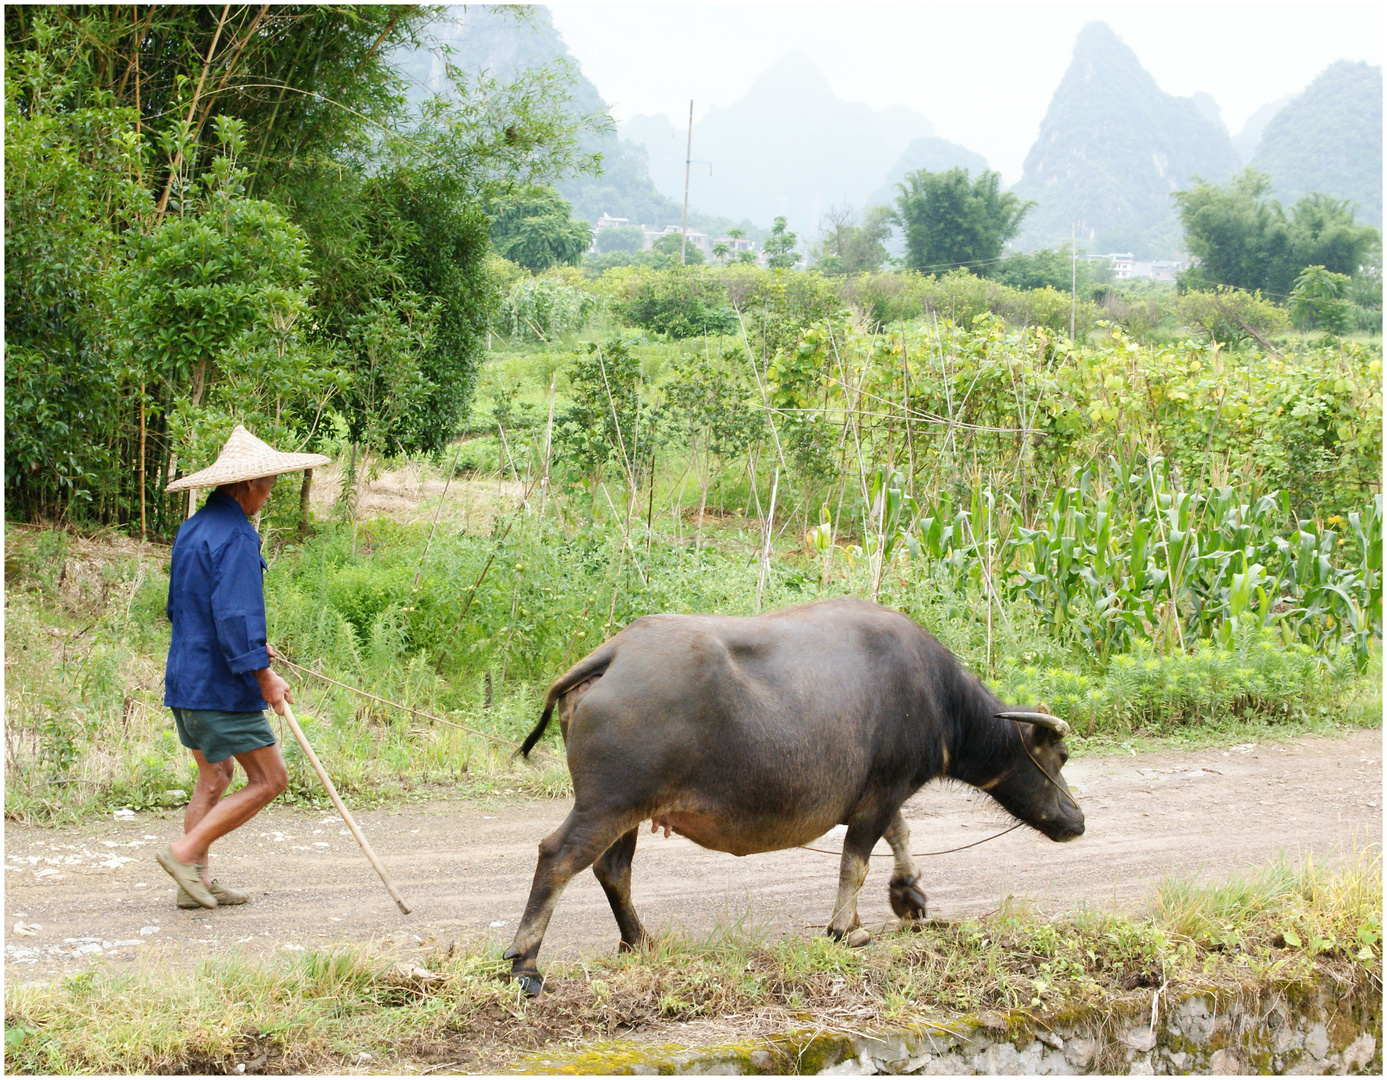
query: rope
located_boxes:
[799,820,1024,859]
[276,655,560,763]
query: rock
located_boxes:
[1343,1033,1376,1072]
[1064,1036,1097,1070]
[844,928,872,948]
[12,922,40,937]
[1122,1027,1157,1053]
[1168,1051,1188,1070]
[978,1011,1008,1031]
[1035,1031,1063,1051]
[747,1050,774,1073]
[1210,1048,1245,1074]
[1304,1022,1330,1061]
[1129,1055,1155,1075]
[817,1058,871,1075]
[1175,996,1216,1045]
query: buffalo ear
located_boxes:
[996,710,1071,740]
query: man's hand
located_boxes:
[266,642,279,662]
[254,666,293,715]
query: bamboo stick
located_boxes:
[280,700,411,915]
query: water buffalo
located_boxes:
[504,597,1083,994]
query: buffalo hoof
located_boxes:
[845,928,872,948]
[889,874,929,922]
[512,970,544,996]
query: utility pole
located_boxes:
[1070,222,1077,341]
[680,99,693,266]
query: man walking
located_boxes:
[156,425,328,909]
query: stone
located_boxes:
[978,1041,1025,1075]
[1121,1027,1157,1054]
[747,1050,774,1073]
[1175,996,1216,1045]
[1210,1048,1245,1075]
[817,1057,871,1075]
[1064,1037,1097,1070]
[1129,1056,1155,1076]
[1035,1031,1063,1051]
[1343,1033,1376,1073]
[1304,1022,1330,1061]
[1168,1051,1188,1070]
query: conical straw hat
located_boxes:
[165,425,331,492]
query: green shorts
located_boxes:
[171,707,277,764]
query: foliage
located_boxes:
[813,204,893,275]
[3,6,599,530]
[651,231,705,266]
[1289,266,1353,334]
[605,267,737,339]
[1175,287,1290,346]
[879,459,1383,670]
[892,167,1033,274]
[991,248,1091,292]
[110,120,330,508]
[1175,169,1381,297]
[594,224,645,253]
[494,276,596,343]
[839,270,1097,337]
[763,216,799,270]
[553,339,658,488]
[4,31,149,523]
[489,185,592,271]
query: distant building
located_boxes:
[1102,252,1185,281]
[713,235,756,255]
[640,224,710,256]
[594,214,630,230]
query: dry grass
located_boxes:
[5,852,1380,1074]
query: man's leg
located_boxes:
[169,743,287,869]
[185,750,236,888]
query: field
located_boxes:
[5,311,1382,1075]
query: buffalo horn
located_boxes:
[996,711,1072,738]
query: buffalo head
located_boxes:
[988,709,1085,842]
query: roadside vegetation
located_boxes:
[5,851,1380,1074]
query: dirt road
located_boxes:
[5,729,1380,980]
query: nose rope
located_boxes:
[798,820,1024,859]
[1012,722,1083,814]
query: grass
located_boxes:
[4,851,1380,1074]
[4,501,1380,827]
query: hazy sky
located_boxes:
[547,3,1383,183]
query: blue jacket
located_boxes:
[164,491,270,711]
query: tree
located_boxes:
[892,168,1033,274]
[490,186,592,271]
[1288,266,1352,334]
[814,204,892,275]
[1175,169,1379,297]
[728,227,757,265]
[651,231,705,266]
[594,224,645,253]
[3,6,600,528]
[764,216,799,270]
[991,248,1090,292]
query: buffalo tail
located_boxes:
[518,645,615,757]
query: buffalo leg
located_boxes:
[883,811,928,925]
[825,823,877,947]
[503,808,632,994]
[592,826,649,952]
